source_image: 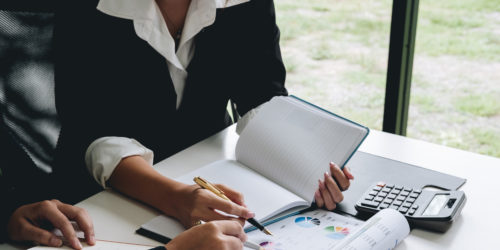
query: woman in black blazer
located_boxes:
[54,1,352,248]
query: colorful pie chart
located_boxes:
[294,216,321,228]
[324,225,350,239]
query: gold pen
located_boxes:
[193,176,273,236]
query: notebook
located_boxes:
[139,95,369,238]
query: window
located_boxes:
[408,0,500,157]
[276,0,392,130]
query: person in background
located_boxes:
[54,0,353,234]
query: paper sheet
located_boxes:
[247,209,363,250]
[246,209,409,250]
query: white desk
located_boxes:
[6,125,500,249]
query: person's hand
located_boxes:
[172,183,254,228]
[7,199,95,249]
[165,220,246,250]
[314,162,354,210]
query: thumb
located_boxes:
[343,166,354,180]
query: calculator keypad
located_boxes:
[360,182,421,215]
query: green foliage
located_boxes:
[455,94,500,117]
[471,128,500,157]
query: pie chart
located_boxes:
[324,226,350,239]
[294,216,321,228]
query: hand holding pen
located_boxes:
[194,176,273,236]
[164,220,264,250]
[171,179,255,229]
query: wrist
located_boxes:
[159,181,191,218]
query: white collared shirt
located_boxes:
[86,0,254,188]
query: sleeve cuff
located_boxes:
[85,137,154,188]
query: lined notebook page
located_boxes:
[236,96,368,202]
[175,160,309,222]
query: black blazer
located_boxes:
[0,121,56,242]
[54,0,287,202]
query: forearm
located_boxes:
[108,155,186,217]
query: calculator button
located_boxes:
[396,196,406,201]
[389,205,400,210]
[386,184,394,188]
[393,200,403,206]
[406,197,416,203]
[379,203,389,209]
[374,197,384,202]
[399,207,409,214]
[361,201,379,208]
[402,202,412,208]
[383,198,393,204]
[394,185,403,190]
[378,192,388,198]
[411,204,419,210]
[382,187,392,193]
[410,192,419,198]
[400,191,410,196]
[413,189,422,194]
[390,189,400,195]
[387,194,396,199]
[408,208,416,215]
[376,182,386,187]
[373,186,382,191]
[403,187,412,192]
[364,195,374,201]
[369,191,378,196]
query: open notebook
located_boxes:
[140,96,369,238]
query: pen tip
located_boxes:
[263,228,273,236]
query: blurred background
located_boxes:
[276,0,500,157]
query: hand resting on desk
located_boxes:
[7,199,94,249]
[314,162,354,210]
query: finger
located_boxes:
[200,208,239,222]
[318,180,336,210]
[56,202,95,245]
[222,235,245,249]
[205,193,254,219]
[330,162,350,191]
[216,220,246,243]
[234,217,246,227]
[314,189,324,208]
[38,203,82,249]
[215,184,246,206]
[17,218,62,247]
[343,166,354,180]
[324,172,344,203]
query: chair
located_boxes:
[0,1,58,174]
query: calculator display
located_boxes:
[423,194,447,216]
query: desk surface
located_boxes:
[6,125,500,249]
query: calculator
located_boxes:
[354,181,466,232]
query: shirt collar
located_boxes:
[97,0,250,21]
